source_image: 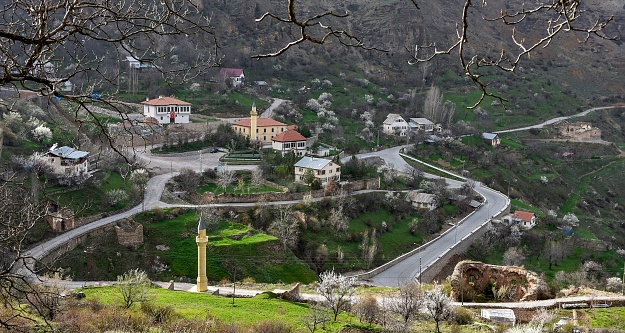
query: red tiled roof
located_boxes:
[232,118,286,127]
[142,96,190,106]
[219,68,244,77]
[513,210,535,222]
[272,130,306,142]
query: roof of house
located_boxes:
[513,210,535,222]
[410,117,434,125]
[294,157,335,170]
[142,96,191,106]
[219,68,244,77]
[272,130,307,142]
[383,113,406,125]
[48,146,89,159]
[232,118,286,127]
[406,191,436,204]
[482,132,499,140]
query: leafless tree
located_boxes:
[250,168,264,193]
[315,270,356,321]
[255,1,612,109]
[388,281,422,325]
[268,206,299,250]
[503,247,526,267]
[411,0,614,108]
[0,179,51,331]
[354,294,379,328]
[216,169,236,194]
[302,303,331,333]
[0,0,218,158]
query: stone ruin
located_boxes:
[450,261,552,302]
[114,219,144,249]
[45,203,75,232]
[554,121,601,140]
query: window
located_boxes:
[264,128,266,133]
[336,168,340,173]
[272,128,274,132]
[256,129,258,133]
[321,170,326,175]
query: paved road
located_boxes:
[21,146,507,290]
[494,106,618,134]
[350,147,509,287]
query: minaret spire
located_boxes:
[250,102,257,141]
[196,214,208,292]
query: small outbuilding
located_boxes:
[481,309,516,326]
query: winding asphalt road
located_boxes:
[347,146,509,286]
[31,102,621,287]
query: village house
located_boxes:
[509,210,536,229]
[382,113,408,136]
[408,117,437,132]
[218,68,245,87]
[142,96,191,124]
[406,191,438,210]
[271,130,308,156]
[294,156,341,185]
[232,103,289,144]
[45,145,89,176]
[482,132,501,147]
[125,56,156,69]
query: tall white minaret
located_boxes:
[196,214,208,292]
[250,102,258,141]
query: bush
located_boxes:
[140,301,177,324]
[450,307,473,325]
[252,321,294,333]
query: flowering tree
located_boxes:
[423,284,453,333]
[315,270,356,321]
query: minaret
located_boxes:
[250,102,258,141]
[196,214,208,292]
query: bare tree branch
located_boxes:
[252,0,386,59]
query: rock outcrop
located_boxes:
[450,261,551,302]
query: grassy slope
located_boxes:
[53,210,317,284]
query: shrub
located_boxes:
[450,307,473,325]
[140,301,177,324]
[252,321,294,333]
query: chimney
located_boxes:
[145,97,149,101]
[158,95,163,99]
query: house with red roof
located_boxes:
[272,130,308,156]
[142,96,191,124]
[511,210,536,229]
[232,103,289,143]
[218,68,245,87]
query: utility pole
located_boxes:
[199,150,202,173]
[84,246,93,281]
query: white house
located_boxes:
[142,96,191,124]
[512,210,536,229]
[382,113,408,136]
[406,191,438,210]
[125,56,156,69]
[408,117,436,132]
[271,130,308,156]
[218,68,245,87]
[45,145,89,176]
[502,210,537,229]
[294,157,341,185]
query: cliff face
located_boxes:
[203,0,625,97]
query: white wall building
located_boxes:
[45,145,89,176]
[382,113,408,136]
[294,157,341,185]
[142,96,191,124]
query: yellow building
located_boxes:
[232,103,289,144]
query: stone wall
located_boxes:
[449,261,552,302]
[202,178,380,204]
[115,221,144,249]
